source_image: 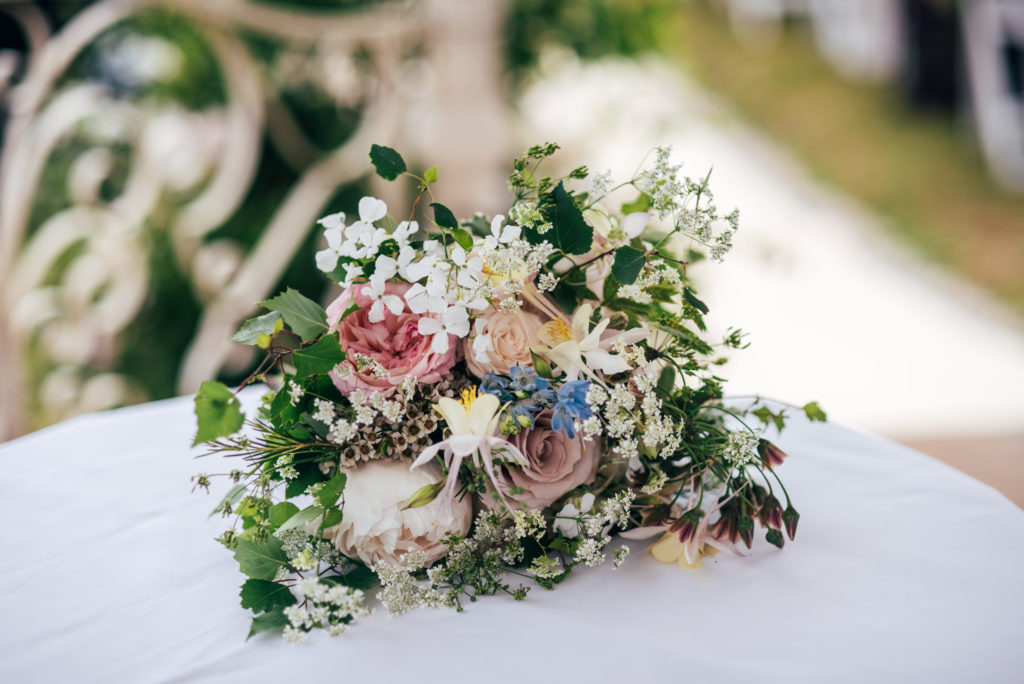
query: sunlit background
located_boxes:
[1,0,1021,504]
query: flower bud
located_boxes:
[669,509,703,544]
[783,505,800,541]
[737,517,754,549]
[758,439,787,468]
[759,495,784,530]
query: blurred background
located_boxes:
[1,0,1021,505]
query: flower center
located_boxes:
[539,318,573,346]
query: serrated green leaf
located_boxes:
[240,579,297,614]
[369,143,406,180]
[423,165,438,184]
[292,333,346,380]
[193,381,244,446]
[247,608,289,640]
[259,288,327,342]
[431,202,459,230]
[209,483,247,519]
[277,505,324,532]
[316,471,347,509]
[533,182,593,255]
[269,501,299,529]
[233,311,283,346]
[233,537,290,580]
[803,401,828,422]
[621,193,651,214]
[611,246,647,285]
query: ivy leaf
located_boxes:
[233,312,283,348]
[240,579,297,614]
[423,165,438,184]
[430,202,459,230]
[268,501,299,529]
[536,182,593,255]
[233,537,290,581]
[291,333,345,380]
[193,381,244,445]
[369,144,406,180]
[611,246,647,285]
[247,608,289,640]
[803,401,828,422]
[753,406,786,432]
[277,505,324,532]
[259,288,327,342]
[316,471,348,509]
[209,483,247,519]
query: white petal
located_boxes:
[500,224,521,243]
[368,299,386,323]
[621,211,651,239]
[448,433,483,457]
[418,317,442,336]
[383,295,405,316]
[584,349,630,375]
[375,255,398,280]
[404,284,429,314]
[450,245,467,267]
[358,196,387,223]
[317,211,346,229]
[490,214,506,237]
[315,249,339,273]
[580,492,595,513]
[430,332,450,354]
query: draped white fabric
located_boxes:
[1,391,1022,683]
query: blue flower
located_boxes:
[479,373,513,402]
[509,364,549,393]
[551,380,592,438]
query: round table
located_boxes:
[1,391,1021,683]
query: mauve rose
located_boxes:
[463,308,544,378]
[491,409,600,510]
[326,281,456,396]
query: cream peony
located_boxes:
[323,460,472,567]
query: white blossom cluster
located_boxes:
[375,551,454,615]
[617,260,684,304]
[282,577,369,642]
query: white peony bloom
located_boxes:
[323,460,472,567]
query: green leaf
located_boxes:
[209,483,247,518]
[430,202,459,230]
[291,333,346,380]
[339,301,360,321]
[268,501,299,529]
[240,579,297,614]
[277,505,324,532]
[233,312,283,348]
[259,288,328,342]
[535,182,593,255]
[247,608,289,640]
[423,165,438,184]
[683,287,710,315]
[369,143,406,180]
[402,480,444,509]
[802,401,828,422]
[270,382,301,431]
[193,381,244,446]
[621,193,651,214]
[530,349,553,379]
[322,508,343,528]
[316,471,348,509]
[451,226,474,250]
[323,566,376,590]
[611,246,647,285]
[233,537,290,581]
[656,366,676,396]
[285,462,322,498]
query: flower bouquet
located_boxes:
[192,143,825,641]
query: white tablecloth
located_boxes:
[1,391,1022,683]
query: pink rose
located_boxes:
[326,281,456,396]
[491,409,600,510]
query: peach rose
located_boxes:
[490,409,600,510]
[463,308,545,378]
[326,281,456,396]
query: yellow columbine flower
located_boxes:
[649,531,720,569]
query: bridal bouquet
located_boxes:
[193,143,824,642]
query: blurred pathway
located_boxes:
[519,54,1024,505]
